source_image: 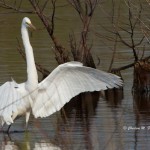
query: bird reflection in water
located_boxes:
[54,89,123,150]
[1,138,61,150]
[34,141,61,150]
[1,141,18,150]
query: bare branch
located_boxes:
[41,0,49,12]
[116,32,133,48]
[67,0,98,67]
[69,33,78,60]
[134,36,145,47]
[0,0,34,13]
[18,0,23,10]
[29,0,69,64]
[111,62,135,72]
[51,0,56,35]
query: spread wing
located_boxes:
[32,62,123,118]
[0,81,32,125]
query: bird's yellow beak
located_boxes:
[28,23,36,30]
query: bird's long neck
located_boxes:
[21,24,38,88]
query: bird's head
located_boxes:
[22,17,36,30]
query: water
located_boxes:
[0,1,150,150]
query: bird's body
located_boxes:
[0,81,31,125]
[0,17,123,127]
[0,17,38,126]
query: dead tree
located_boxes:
[96,0,150,91]
[0,0,70,64]
[0,0,70,78]
[29,0,70,64]
[0,0,52,78]
[68,0,98,68]
[97,0,144,64]
[133,58,150,92]
[0,0,100,72]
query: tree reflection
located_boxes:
[105,88,124,107]
[133,92,150,116]
[0,134,61,150]
[62,91,100,119]
[53,92,100,149]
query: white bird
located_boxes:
[0,17,38,127]
[0,17,123,128]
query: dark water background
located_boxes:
[0,1,150,150]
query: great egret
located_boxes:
[0,17,123,128]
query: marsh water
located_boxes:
[0,1,150,150]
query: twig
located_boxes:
[29,0,70,64]
[0,0,35,13]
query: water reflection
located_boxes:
[34,141,61,150]
[1,0,150,149]
[105,88,124,107]
[53,92,101,150]
[52,90,124,150]
[0,87,124,150]
[1,134,61,150]
[2,88,150,150]
[132,92,150,150]
[133,92,150,116]
[0,133,29,150]
[62,91,100,118]
[1,141,19,150]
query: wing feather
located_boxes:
[32,61,123,118]
[0,81,32,125]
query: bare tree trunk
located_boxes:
[133,58,150,92]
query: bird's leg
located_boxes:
[25,111,30,131]
[6,125,11,134]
